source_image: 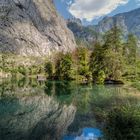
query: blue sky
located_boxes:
[54,0,140,25]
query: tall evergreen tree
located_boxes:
[90,42,106,83]
[103,27,124,80]
[90,27,125,82]
[104,26,123,52]
[55,53,73,80]
[77,47,91,80]
[125,34,137,64]
[125,34,138,79]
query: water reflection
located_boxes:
[0,96,76,140]
[63,128,102,140]
[0,79,76,140]
[0,78,138,140]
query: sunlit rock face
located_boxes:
[0,95,76,140]
[0,0,76,56]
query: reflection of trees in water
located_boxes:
[44,81,55,96]
[0,80,96,140]
[44,81,77,105]
[104,105,140,140]
[1,80,138,140]
[0,78,46,97]
[54,81,73,96]
[65,85,139,137]
[66,86,96,134]
[0,94,76,140]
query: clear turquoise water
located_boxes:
[0,78,137,140]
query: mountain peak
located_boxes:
[67,7,140,44]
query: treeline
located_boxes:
[45,27,140,83]
[1,27,139,83]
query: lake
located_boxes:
[0,78,139,140]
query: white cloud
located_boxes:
[136,0,140,5]
[68,0,129,21]
[67,0,73,6]
[61,0,73,6]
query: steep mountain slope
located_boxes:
[96,7,140,39]
[67,8,140,43]
[67,18,98,43]
[0,0,76,56]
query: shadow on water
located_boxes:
[0,78,140,140]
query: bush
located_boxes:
[131,82,140,91]
[96,70,106,84]
[104,105,140,140]
[18,66,29,76]
[55,53,73,80]
[45,62,54,79]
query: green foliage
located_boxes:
[105,105,140,140]
[124,34,137,64]
[29,66,36,75]
[103,27,124,80]
[96,70,106,84]
[45,61,54,79]
[0,54,45,77]
[131,82,140,91]
[123,34,139,81]
[104,27,123,51]
[1,53,11,72]
[18,66,29,76]
[37,65,44,74]
[90,27,125,82]
[1,27,139,84]
[104,50,124,80]
[77,47,92,80]
[55,53,73,80]
[90,42,106,83]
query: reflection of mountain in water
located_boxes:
[0,94,76,140]
[0,79,133,140]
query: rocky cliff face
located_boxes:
[67,18,97,43]
[0,0,76,56]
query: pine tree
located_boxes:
[77,47,92,80]
[125,34,137,64]
[90,27,125,83]
[55,53,73,80]
[125,34,138,79]
[90,42,106,83]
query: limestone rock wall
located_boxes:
[0,0,76,56]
